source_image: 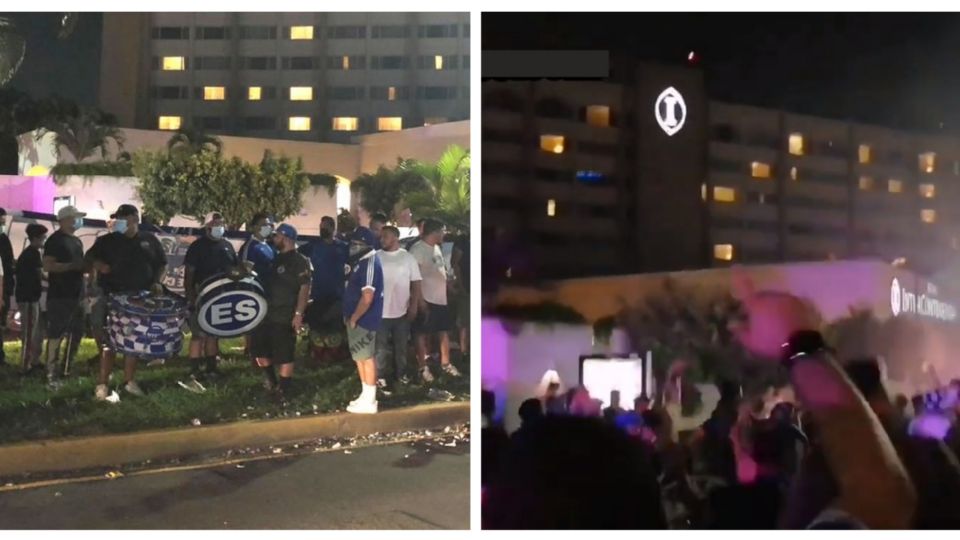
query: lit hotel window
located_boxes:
[248,87,262,101]
[378,117,403,131]
[714,244,734,261]
[162,56,185,71]
[919,183,936,198]
[290,26,314,40]
[859,144,871,164]
[586,105,610,127]
[788,133,804,156]
[859,176,874,191]
[921,209,937,223]
[342,56,350,70]
[332,117,358,131]
[751,161,771,179]
[434,55,444,70]
[547,199,557,217]
[203,86,225,101]
[158,116,181,130]
[790,166,798,181]
[288,116,311,131]
[289,87,313,101]
[424,117,447,126]
[713,186,736,203]
[888,179,903,193]
[540,135,565,154]
[388,86,397,101]
[919,152,936,173]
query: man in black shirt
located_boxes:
[85,204,168,401]
[43,206,87,384]
[183,212,238,389]
[251,224,311,401]
[16,223,47,375]
[0,208,14,369]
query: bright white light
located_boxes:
[581,358,645,410]
[335,178,351,212]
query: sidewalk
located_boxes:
[0,401,469,478]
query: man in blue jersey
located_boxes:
[299,216,349,364]
[239,213,276,361]
[342,234,384,414]
[239,213,276,283]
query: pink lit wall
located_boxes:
[0,175,56,214]
[481,317,631,433]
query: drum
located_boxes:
[196,272,268,337]
[108,292,188,358]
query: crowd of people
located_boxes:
[0,204,468,415]
[482,278,960,529]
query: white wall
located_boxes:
[51,176,338,236]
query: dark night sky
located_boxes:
[3,12,103,106]
[483,13,960,134]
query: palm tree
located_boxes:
[34,101,125,162]
[403,145,471,232]
[166,128,223,156]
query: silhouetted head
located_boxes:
[484,415,667,529]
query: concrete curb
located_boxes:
[0,401,469,477]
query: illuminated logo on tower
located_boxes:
[891,278,901,316]
[654,86,687,136]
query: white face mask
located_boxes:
[210,226,225,239]
[259,225,273,238]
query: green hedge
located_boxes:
[51,161,134,182]
[491,301,587,324]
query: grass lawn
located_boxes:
[0,335,469,445]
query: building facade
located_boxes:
[100,12,470,143]
[483,61,960,280]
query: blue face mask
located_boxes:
[211,226,225,239]
[114,220,128,234]
[74,217,83,229]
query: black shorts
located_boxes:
[46,297,84,338]
[413,302,453,334]
[250,322,297,364]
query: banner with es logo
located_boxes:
[197,275,268,337]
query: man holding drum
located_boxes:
[86,204,168,400]
[250,224,311,401]
[183,212,237,390]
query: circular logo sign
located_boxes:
[198,290,268,337]
[891,278,901,317]
[655,86,687,137]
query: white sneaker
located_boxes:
[124,380,146,397]
[346,400,378,414]
[94,384,109,401]
[420,366,435,383]
[442,363,462,377]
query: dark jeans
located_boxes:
[375,316,410,380]
[0,294,9,365]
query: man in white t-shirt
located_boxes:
[374,226,422,394]
[409,218,461,382]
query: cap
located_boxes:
[204,211,224,228]
[114,204,139,218]
[350,226,376,247]
[275,223,298,241]
[57,205,87,221]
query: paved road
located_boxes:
[0,439,469,529]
